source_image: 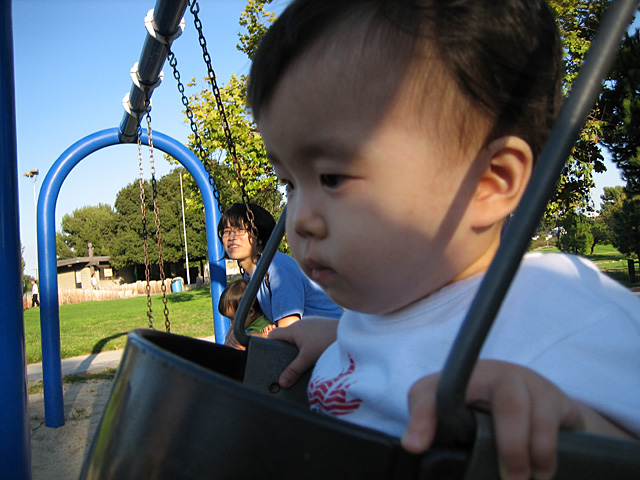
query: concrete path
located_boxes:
[27,335,217,384]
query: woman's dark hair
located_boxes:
[248,0,563,160]
[217,203,276,255]
[218,279,263,317]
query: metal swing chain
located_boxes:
[145,110,171,332]
[167,50,224,215]
[137,126,155,329]
[186,0,258,241]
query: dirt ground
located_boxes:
[29,378,115,480]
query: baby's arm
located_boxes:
[268,317,339,388]
[261,315,302,335]
[402,360,635,480]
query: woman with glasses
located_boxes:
[218,203,343,347]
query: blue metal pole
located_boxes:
[38,127,227,427]
[0,0,32,477]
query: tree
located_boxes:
[172,0,284,219]
[532,2,608,217]
[557,211,593,255]
[601,29,640,193]
[56,204,118,259]
[109,168,210,269]
[180,1,620,222]
[599,184,625,223]
[585,215,612,254]
[610,194,640,260]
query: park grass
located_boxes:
[23,287,216,364]
[535,243,635,286]
[23,245,636,364]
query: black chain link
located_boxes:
[186,0,258,239]
[188,0,249,204]
[167,50,224,214]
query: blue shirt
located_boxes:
[246,252,343,324]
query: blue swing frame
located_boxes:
[1,0,231,476]
[2,0,640,477]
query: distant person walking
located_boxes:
[31,280,40,307]
[91,273,98,290]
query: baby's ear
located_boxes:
[470,136,533,228]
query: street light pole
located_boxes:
[179,172,190,286]
[23,168,39,280]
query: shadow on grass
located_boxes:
[587,254,630,263]
[92,332,129,354]
[165,288,214,304]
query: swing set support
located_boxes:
[37,128,229,429]
[1,0,228,475]
[0,1,31,478]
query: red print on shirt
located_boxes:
[308,355,362,416]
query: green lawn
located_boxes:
[23,287,217,364]
[535,244,635,286]
[22,245,637,364]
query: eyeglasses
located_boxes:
[219,227,248,239]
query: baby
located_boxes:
[218,279,271,337]
[246,1,640,479]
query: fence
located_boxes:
[24,278,185,307]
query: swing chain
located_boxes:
[188,0,251,205]
[146,110,171,332]
[187,0,258,240]
[137,126,154,329]
[167,50,223,214]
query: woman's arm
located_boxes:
[275,314,301,328]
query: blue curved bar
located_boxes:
[37,127,228,427]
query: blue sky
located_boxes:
[12,0,291,278]
[10,1,634,279]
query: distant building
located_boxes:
[56,256,113,289]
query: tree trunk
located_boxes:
[628,258,636,283]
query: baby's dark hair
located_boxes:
[217,203,276,256]
[248,0,563,160]
[218,279,264,317]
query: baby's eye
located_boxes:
[320,174,344,189]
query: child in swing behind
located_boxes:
[247,0,640,479]
[218,279,272,336]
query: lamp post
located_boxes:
[179,172,190,286]
[23,168,39,280]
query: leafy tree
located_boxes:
[109,168,210,269]
[172,0,284,219]
[601,29,640,193]
[178,1,626,224]
[557,211,593,255]
[56,204,118,259]
[153,168,208,263]
[110,179,154,269]
[585,215,612,254]
[544,0,616,217]
[611,194,640,260]
[599,185,626,232]
[238,0,276,61]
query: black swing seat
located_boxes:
[79,329,640,479]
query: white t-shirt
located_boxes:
[309,252,640,438]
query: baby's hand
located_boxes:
[261,323,277,335]
[268,317,339,388]
[402,360,585,480]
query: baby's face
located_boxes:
[258,57,489,314]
